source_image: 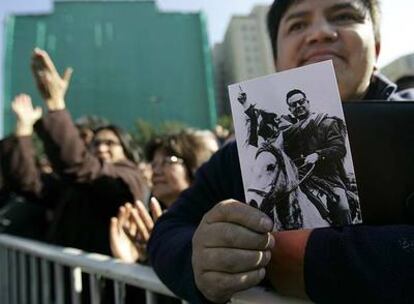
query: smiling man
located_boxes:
[148,0,414,303]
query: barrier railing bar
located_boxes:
[41,259,51,304]
[114,280,125,304]
[54,263,65,304]
[19,252,27,304]
[0,247,9,304]
[10,249,18,304]
[29,255,39,304]
[146,289,156,304]
[70,267,82,304]
[89,273,101,304]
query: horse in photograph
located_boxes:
[247,136,330,230]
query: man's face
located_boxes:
[287,92,311,119]
[275,0,380,101]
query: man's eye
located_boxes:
[332,12,364,23]
[288,21,307,33]
[266,164,276,172]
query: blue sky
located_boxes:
[157,0,414,67]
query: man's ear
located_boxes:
[375,41,381,59]
[274,55,279,71]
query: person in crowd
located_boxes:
[213,125,231,146]
[0,138,12,208]
[4,48,149,255]
[110,129,218,263]
[75,115,110,146]
[148,0,414,303]
[0,96,52,239]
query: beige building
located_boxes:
[214,5,275,116]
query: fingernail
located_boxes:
[259,268,266,279]
[268,234,275,249]
[265,251,271,262]
[260,217,273,231]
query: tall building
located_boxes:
[0,0,53,136]
[381,53,414,82]
[214,5,274,116]
[3,0,216,135]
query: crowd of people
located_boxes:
[0,0,414,303]
[0,48,225,301]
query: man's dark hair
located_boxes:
[286,89,306,104]
[267,0,381,59]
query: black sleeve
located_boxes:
[35,110,148,201]
[148,142,244,303]
[305,225,414,303]
[35,109,113,182]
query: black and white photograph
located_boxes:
[229,61,361,231]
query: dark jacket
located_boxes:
[283,113,347,188]
[4,110,148,254]
[148,73,414,303]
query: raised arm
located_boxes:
[31,49,147,203]
[31,50,113,177]
[3,94,43,199]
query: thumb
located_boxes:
[34,106,43,120]
[150,197,163,220]
[63,67,73,84]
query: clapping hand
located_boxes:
[110,197,163,263]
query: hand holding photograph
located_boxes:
[228,60,362,231]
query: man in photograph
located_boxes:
[282,88,351,225]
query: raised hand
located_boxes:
[192,199,275,303]
[11,94,42,136]
[31,48,73,111]
[237,91,247,105]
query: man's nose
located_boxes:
[151,162,164,174]
[305,19,338,44]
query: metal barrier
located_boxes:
[0,233,310,304]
